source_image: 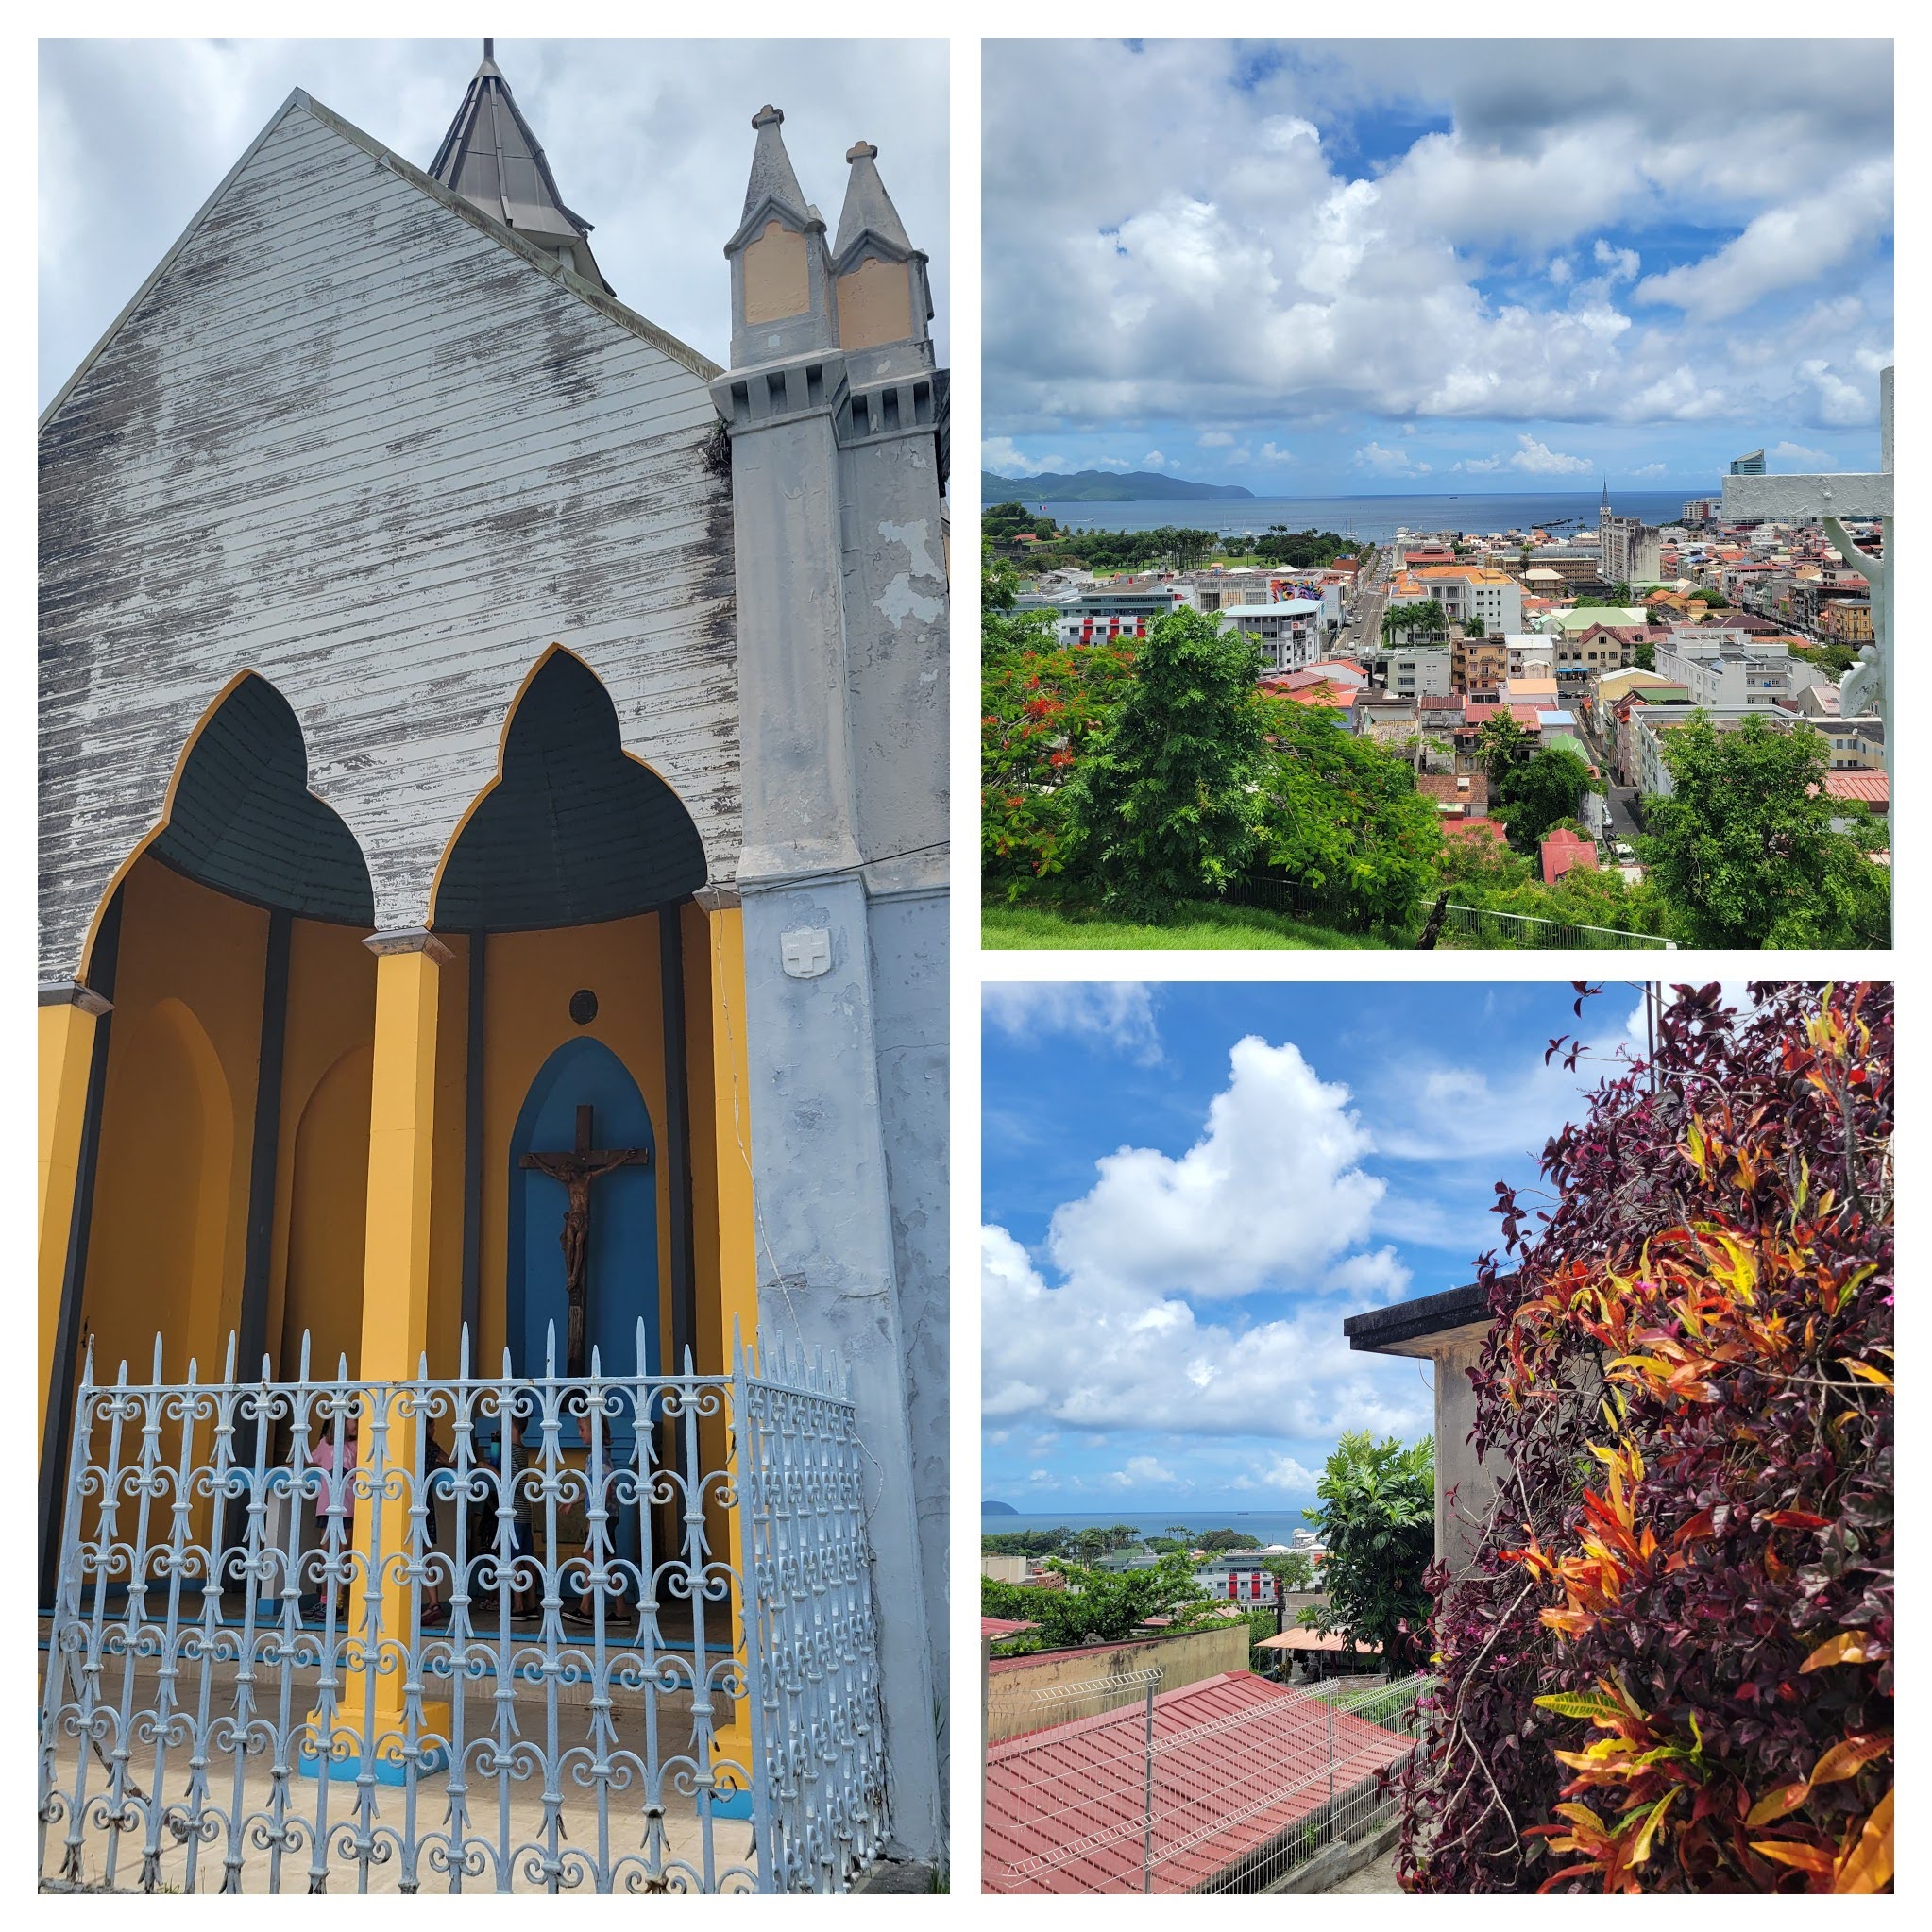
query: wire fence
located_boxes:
[1433,902,1676,951]
[985,1670,1429,1894]
[38,1322,886,1895]
[1221,873,1372,933]
[1223,875,1674,952]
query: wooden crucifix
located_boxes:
[519,1105,651,1377]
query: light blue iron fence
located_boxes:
[37,1323,886,1894]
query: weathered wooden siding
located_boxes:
[40,94,737,981]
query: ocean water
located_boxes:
[1005,490,1693,545]
[983,1507,1313,1545]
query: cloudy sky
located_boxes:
[983,39,1891,495]
[981,980,1662,1515]
[39,37,948,407]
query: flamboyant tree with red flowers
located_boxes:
[1398,981,1892,1894]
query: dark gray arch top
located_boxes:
[434,651,708,932]
[149,675,375,924]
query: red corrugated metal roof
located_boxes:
[1540,829,1600,886]
[1820,772,1890,806]
[983,1671,1412,1893]
[983,1616,1041,1638]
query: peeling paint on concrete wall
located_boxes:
[864,887,950,1805]
[40,95,737,978]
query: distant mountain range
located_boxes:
[982,1500,1019,1516]
[983,468,1257,503]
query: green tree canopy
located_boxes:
[1476,708,1536,787]
[1301,1431,1435,1670]
[1494,743,1596,854]
[1253,700,1444,932]
[982,542,1058,663]
[1638,714,1889,947]
[1195,1529,1263,1553]
[984,500,1059,545]
[1062,606,1266,919]
[981,1554,1213,1652]
[1263,1551,1317,1597]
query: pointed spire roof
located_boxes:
[429,40,610,292]
[738,105,814,230]
[833,139,916,263]
[1602,478,1610,510]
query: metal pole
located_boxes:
[1143,1678,1156,1892]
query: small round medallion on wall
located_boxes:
[568,989,599,1026]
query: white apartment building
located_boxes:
[1652,634,1824,711]
[1382,646,1454,698]
[1410,567,1524,635]
[1024,581,1196,646]
[1503,636,1555,678]
[1218,600,1325,671]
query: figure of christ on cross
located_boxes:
[519,1104,651,1377]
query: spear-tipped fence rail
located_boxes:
[38,1321,887,1894]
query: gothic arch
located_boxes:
[429,646,706,933]
[78,671,374,979]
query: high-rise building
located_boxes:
[1600,483,1663,585]
[1729,449,1767,476]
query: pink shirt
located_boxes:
[311,1434,358,1520]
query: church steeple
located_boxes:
[723,104,835,368]
[429,40,610,293]
[832,139,932,358]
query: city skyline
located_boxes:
[983,39,1892,496]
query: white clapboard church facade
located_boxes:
[38,43,947,1893]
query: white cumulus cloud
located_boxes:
[981,1225,1431,1442]
[982,436,1067,478]
[1044,1036,1384,1301]
[1507,432,1591,474]
[1635,161,1892,322]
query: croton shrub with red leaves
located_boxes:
[1397,981,1892,1893]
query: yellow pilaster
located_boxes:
[39,996,105,1440]
[699,894,761,1799]
[324,932,452,1766]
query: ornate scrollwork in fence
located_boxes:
[37,1323,887,1895]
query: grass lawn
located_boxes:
[982,898,1399,951]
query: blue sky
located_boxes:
[981,981,1658,1514]
[983,39,1892,495]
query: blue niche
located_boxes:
[506,1035,661,1446]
